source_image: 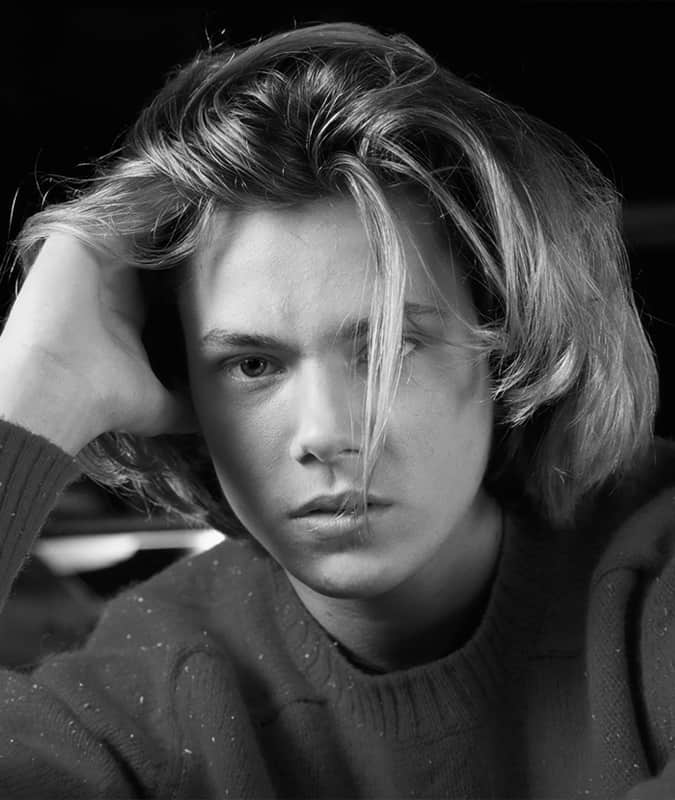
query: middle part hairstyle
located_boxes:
[13,22,658,532]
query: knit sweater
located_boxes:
[1,420,675,799]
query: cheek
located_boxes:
[399,352,493,471]
[193,388,284,501]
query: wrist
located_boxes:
[0,352,105,455]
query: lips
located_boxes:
[302,504,368,516]
[289,492,390,518]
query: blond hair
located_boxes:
[8,22,658,532]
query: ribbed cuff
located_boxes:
[0,420,82,611]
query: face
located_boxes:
[179,195,495,601]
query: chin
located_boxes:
[285,549,407,601]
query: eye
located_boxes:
[226,356,277,380]
[357,337,420,363]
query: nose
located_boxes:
[288,358,363,464]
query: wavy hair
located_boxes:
[6,21,658,533]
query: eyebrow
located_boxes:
[199,301,444,352]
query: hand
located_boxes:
[0,233,197,453]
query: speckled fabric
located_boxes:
[1,418,675,798]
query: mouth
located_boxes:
[289,494,391,518]
[302,503,377,516]
[288,501,393,538]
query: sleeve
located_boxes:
[0,420,166,798]
[0,420,83,613]
[621,491,675,800]
[0,632,185,798]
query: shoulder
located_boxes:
[593,437,675,770]
[590,437,675,582]
[84,535,275,656]
[134,534,272,607]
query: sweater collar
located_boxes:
[269,509,557,741]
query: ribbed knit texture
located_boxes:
[1,417,675,798]
[0,420,82,610]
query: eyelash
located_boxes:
[220,337,422,383]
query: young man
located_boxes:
[0,20,672,799]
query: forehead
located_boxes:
[180,195,467,341]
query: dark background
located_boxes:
[1,3,674,431]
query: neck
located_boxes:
[286,492,504,673]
